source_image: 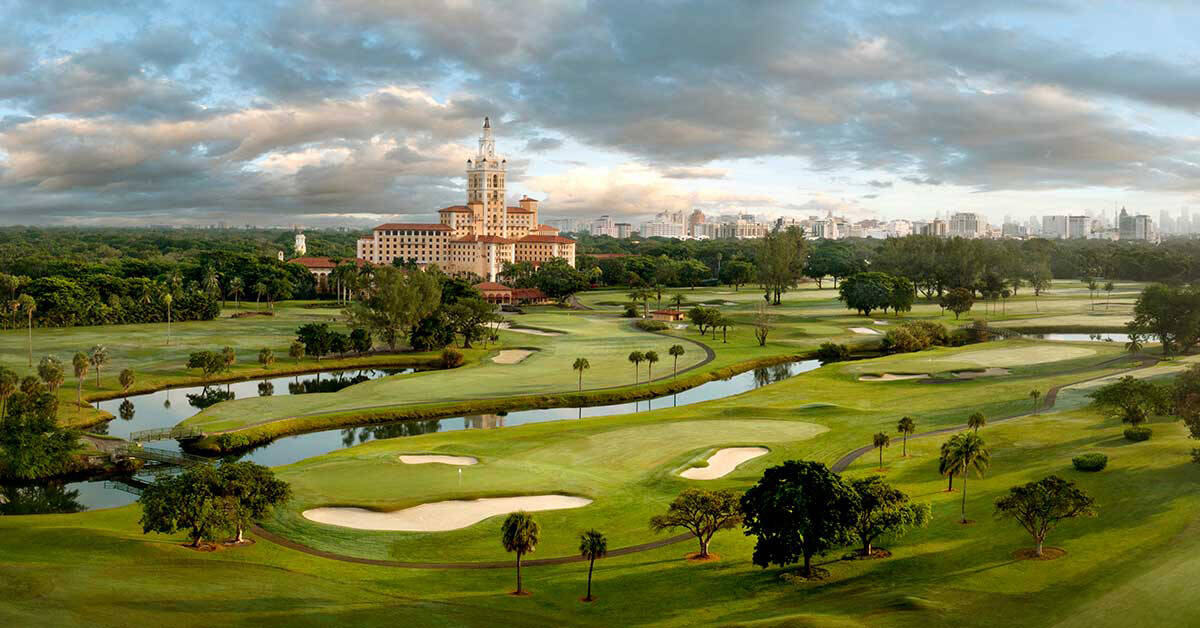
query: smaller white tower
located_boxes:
[294,232,307,256]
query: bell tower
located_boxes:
[466,117,507,236]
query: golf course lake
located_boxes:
[27,358,823,512]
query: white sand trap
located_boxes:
[681,447,769,480]
[872,320,889,325]
[492,349,534,364]
[303,495,592,532]
[850,327,881,335]
[398,454,478,466]
[953,367,1010,379]
[859,373,930,382]
[498,322,562,336]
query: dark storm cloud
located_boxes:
[1,0,1199,223]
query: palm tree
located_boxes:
[1104,281,1115,310]
[579,529,607,602]
[229,277,245,308]
[938,436,959,492]
[644,350,659,381]
[501,511,540,595]
[572,357,590,391]
[1125,332,1143,355]
[627,289,652,318]
[897,416,916,457]
[37,356,65,392]
[1029,389,1042,414]
[967,411,986,433]
[18,294,35,367]
[653,283,663,308]
[202,268,221,305]
[0,368,17,417]
[946,433,991,523]
[717,316,732,343]
[1086,278,1098,310]
[669,293,686,309]
[163,292,173,345]
[72,352,89,409]
[119,368,135,394]
[254,281,268,309]
[89,345,109,388]
[873,432,890,469]
[668,344,685,377]
[628,351,644,384]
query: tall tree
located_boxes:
[644,350,659,380]
[215,461,292,543]
[897,416,916,457]
[572,357,590,391]
[873,432,890,469]
[501,511,540,595]
[345,266,442,350]
[758,226,807,304]
[1087,375,1167,429]
[838,272,896,317]
[628,351,644,385]
[579,529,607,602]
[88,345,109,388]
[1029,389,1042,414]
[995,475,1096,557]
[668,344,685,377]
[18,294,35,367]
[37,356,64,393]
[228,276,245,308]
[118,368,135,394]
[650,488,743,558]
[967,412,986,433]
[0,368,17,419]
[849,476,931,556]
[71,353,88,407]
[944,433,991,523]
[740,460,857,577]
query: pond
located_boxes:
[1032,333,1132,343]
[21,359,822,512]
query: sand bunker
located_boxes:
[398,454,478,466]
[492,349,534,364]
[498,323,562,336]
[303,495,592,532]
[681,447,769,480]
[850,327,881,335]
[859,373,930,382]
[953,367,1010,379]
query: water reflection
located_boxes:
[1033,332,1131,343]
[0,482,86,515]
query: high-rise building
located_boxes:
[615,223,633,238]
[949,212,985,238]
[687,209,706,237]
[355,118,575,281]
[591,215,616,237]
[1042,215,1069,239]
[1067,215,1089,239]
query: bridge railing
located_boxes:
[129,425,204,442]
[113,444,210,467]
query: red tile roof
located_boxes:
[290,256,337,269]
[513,288,548,300]
[474,282,511,292]
[438,205,471,213]
[507,206,534,214]
[451,235,513,244]
[373,223,451,231]
[517,234,576,244]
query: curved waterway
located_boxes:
[17,359,821,512]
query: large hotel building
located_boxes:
[356,118,576,281]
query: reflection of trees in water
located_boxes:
[0,482,85,515]
[753,364,795,388]
[187,387,236,409]
[464,414,506,429]
[340,420,443,446]
[258,381,274,397]
[119,399,135,421]
[91,421,110,435]
[287,373,371,395]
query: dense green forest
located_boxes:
[0,227,359,328]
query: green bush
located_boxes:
[621,304,639,318]
[441,348,465,369]
[1124,426,1152,441]
[634,319,668,331]
[816,342,851,362]
[215,433,251,451]
[1072,453,1108,471]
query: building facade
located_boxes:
[356,118,575,281]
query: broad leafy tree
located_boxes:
[838,272,896,317]
[37,356,65,393]
[650,488,743,558]
[995,475,1096,556]
[345,266,442,350]
[216,461,292,543]
[0,388,80,480]
[740,460,857,576]
[1088,375,1167,428]
[849,476,931,556]
[939,288,975,320]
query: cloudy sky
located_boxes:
[2,0,1199,228]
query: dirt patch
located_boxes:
[958,519,977,525]
[508,590,533,597]
[859,373,930,382]
[781,567,831,583]
[685,552,721,562]
[492,349,534,364]
[1013,547,1067,561]
[842,548,892,560]
[180,542,220,552]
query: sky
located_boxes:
[2,0,1200,229]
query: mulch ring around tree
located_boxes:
[1013,547,1067,561]
[841,548,892,561]
[508,590,533,597]
[179,538,256,552]
[780,567,831,584]
[180,542,220,552]
[958,519,977,525]
[685,552,721,563]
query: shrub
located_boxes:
[1124,426,1152,442]
[816,342,851,363]
[441,347,465,369]
[621,304,639,318]
[216,433,251,451]
[881,327,924,353]
[635,319,668,331]
[1072,453,1108,472]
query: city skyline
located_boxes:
[3,2,1200,227]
